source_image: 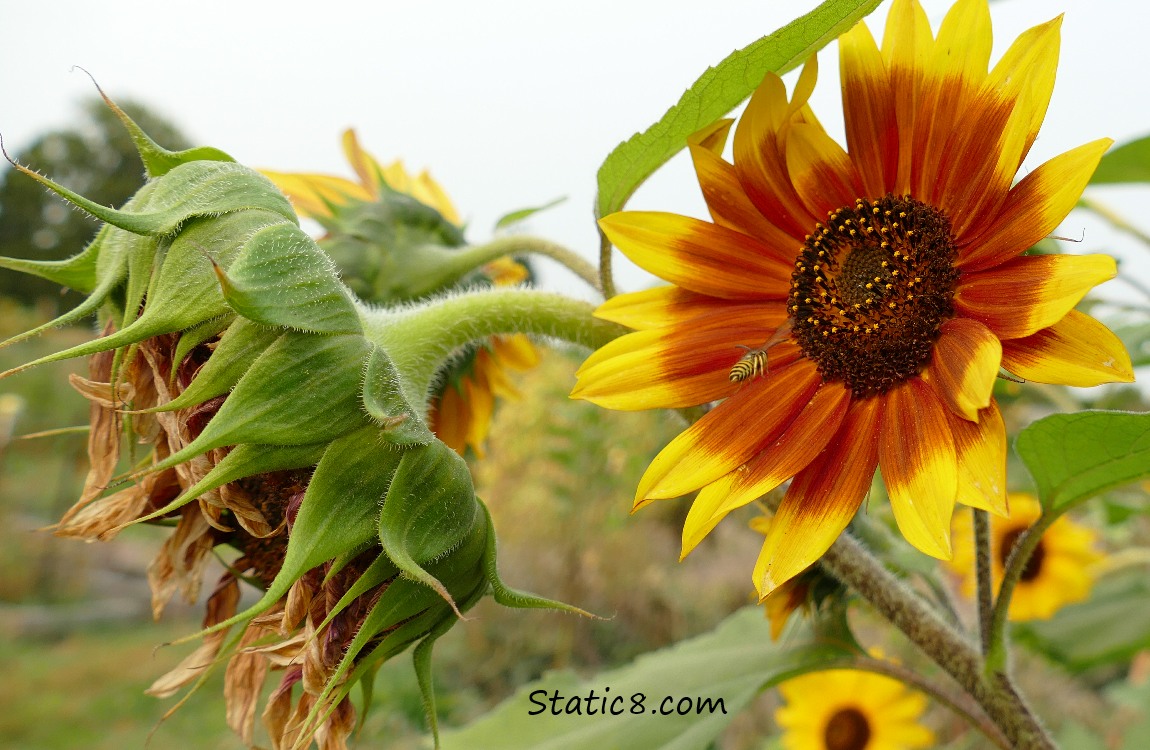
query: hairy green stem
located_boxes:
[597,228,617,299]
[819,531,1055,749]
[361,288,626,409]
[986,511,1057,674]
[839,656,1011,750]
[974,508,994,656]
[449,235,602,294]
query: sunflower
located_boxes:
[948,494,1101,621]
[573,0,1133,598]
[776,667,934,750]
[264,131,540,457]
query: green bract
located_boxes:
[0,99,585,748]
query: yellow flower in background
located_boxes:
[776,668,934,750]
[573,0,1133,598]
[263,128,460,224]
[948,494,1102,621]
[264,130,540,457]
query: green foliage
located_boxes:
[1015,411,1150,513]
[1089,134,1150,185]
[440,608,845,750]
[594,0,883,219]
[1016,568,1150,671]
[0,99,190,308]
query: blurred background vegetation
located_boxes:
[1,101,1148,750]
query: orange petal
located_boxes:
[955,254,1117,340]
[785,123,864,219]
[949,399,1008,516]
[912,0,991,201]
[573,308,792,411]
[839,21,897,197]
[681,381,850,558]
[958,139,1113,271]
[689,143,801,263]
[880,0,934,195]
[753,396,881,597]
[1001,310,1135,386]
[634,358,820,505]
[598,212,792,300]
[733,72,819,238]
[593,286,746,330]
[942,16,1062,238]
[879,378,956,559]
[928,318,1001,421]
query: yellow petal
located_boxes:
[593,286,746,330]
[949,400,1008,516]
[959,139,1113,271]
[686,118,735,155]
[929,318,1002,421]
[1001,309,1135,386]
[785,123,863,219]
[879,378,956,559]
[598,212,792,300]
[955,254,1117,340]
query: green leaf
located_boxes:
[1016,569,1150,671]
[594,0,882,218]
[440,608,848,750]
[494,197,567,231]
[1015,411,1150,512]
[1112,680,1150,750]
[1090,135,1150,185]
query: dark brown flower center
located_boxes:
[824,706,872,750]
[999,527,1045,582]
[789,195,959,397]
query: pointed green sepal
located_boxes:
[362,346,435,446]
[378,440,479,615]
[114,441,327,532]
[479,501,597,618]
[4,158,296,236]
[212,222,361,334]
[170,426,405,644]
[168,315,236,386]
[146,318,280,413]
[136,332,371,476]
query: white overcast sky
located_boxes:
[2,0,1149,307]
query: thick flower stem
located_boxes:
[449,236,603,294]
[973,508,994,656]
[597,229,617,299]
[361,288,626,407]
[820,531,1056,749]
[986,511,1058,674]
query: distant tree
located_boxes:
[0,98,190,310]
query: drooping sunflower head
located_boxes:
[948,494,1102,621]
[2,98,580,749]
[775,666,934,750]
[575,0,1133,598]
